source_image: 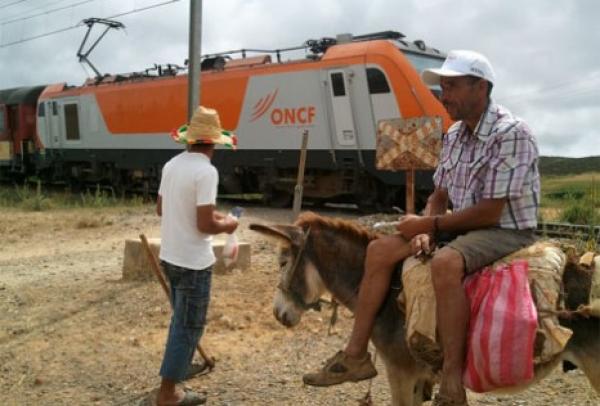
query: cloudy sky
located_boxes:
[1,0,598,157]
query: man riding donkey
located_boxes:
[303,50,540,406]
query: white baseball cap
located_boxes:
[422,50,495,86]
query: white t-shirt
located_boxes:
[158,151,218,270]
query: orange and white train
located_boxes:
[0,30,450,208]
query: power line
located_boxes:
[105,0,180,21]
[507,86,600,106]
[499,71,600,110]
[0,0,71,23]
[0,0,26,11]
[1,0,96,25]
[0,0,181,48]
[502,72,600,103]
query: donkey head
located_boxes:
[249,223,326,327]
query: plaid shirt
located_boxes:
[433,101,540,229]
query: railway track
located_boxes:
[536,221,600,242]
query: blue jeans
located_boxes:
[159,261,212,382]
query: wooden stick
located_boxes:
[406,168,415,214]
[292,129,309,220]
[139,234,215,369]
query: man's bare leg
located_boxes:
[431,247,468,403]
[156,378,184,406]
[345,235,411,358]
[157,379,205,406]
[303,235,412,387]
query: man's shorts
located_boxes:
[441,228,537,274]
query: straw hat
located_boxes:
[170,106,237,149]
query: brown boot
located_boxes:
[302,350,377,387]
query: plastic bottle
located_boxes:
[221,206,243,268]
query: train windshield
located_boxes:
[403,52,444,98]
[403,52,444,75]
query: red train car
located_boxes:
[0,86,46,179]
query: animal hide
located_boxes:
[400,241,573,371]
[582,254,600,317]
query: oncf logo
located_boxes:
[270,106,316,126]
[250,89,316,126]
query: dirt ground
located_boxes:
[0,203,598,405]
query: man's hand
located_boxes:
[411,233,434,256]
[224,216,239,234]
[396,214,434,240]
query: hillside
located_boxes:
[539,156,600,176]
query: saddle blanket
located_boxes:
[400,241,573,392]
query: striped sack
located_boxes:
[463,260,538,392]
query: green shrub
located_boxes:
[6,181,52,211]
[560,199,599,225]
[79,184,116,208]
[0,182,150,210]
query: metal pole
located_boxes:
[188,0,203,120]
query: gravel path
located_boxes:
[0,204,597,405]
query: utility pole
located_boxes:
[184,1,214,369]
[188,0,203,120]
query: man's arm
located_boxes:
[436,198,505,233]
[397,197,506,240]
[196,205,238,235]
[408,188,449,254]
[423,187,449,217]
[156,195,162,217]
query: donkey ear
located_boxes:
[249,223,303,246]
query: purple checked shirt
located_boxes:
[433,101,540,229]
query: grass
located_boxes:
[540,172,600,225]
[0,182,146,211]
[1,172,599,226]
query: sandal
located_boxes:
[302,350,377,387]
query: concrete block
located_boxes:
[122,238,251,280]
[122,238,161,281]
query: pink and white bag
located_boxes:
[463,260,538,392]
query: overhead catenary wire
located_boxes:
[499,73,600,108]
[0,0,26,11]
[0,0,180,48]
[0,0,96,25]
[0,0,72,23]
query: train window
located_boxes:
[403,52,444,74]
[38,103,45,117]
[52,102,58,115]
[64,103,80,141]
[367,68,390,94]
[331,72,346,97]
[0,111,4,133]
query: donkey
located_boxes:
[250,212,600,406]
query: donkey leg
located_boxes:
[562,319,600,393]
[564,347,600,393]
[381,356,427,406]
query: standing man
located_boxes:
[155,106,238,406]
[303,50,540,406]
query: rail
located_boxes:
[536,221,600,242]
